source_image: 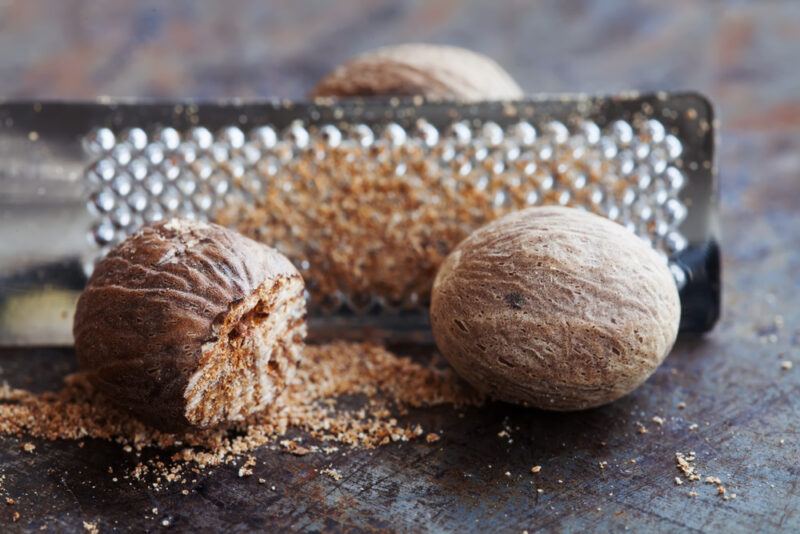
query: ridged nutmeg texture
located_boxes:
[310,43,524,101]
[430,206,680,411]
[73,219,306,432]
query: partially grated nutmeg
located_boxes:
[73,219,307,432]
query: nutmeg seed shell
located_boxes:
[430,206,680,410]
[311,43,523,101]
[73,219,306,431]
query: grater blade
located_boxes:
[0,94,719,346]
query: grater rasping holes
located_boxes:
[0,94,719,345]
[85,116,689,313]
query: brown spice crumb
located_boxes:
[12,510,20,522]
[636,423,648,435]
[675,452,700,481]
[5,497,15,505]
[20,442,35,453]
[279,440,312,456]
[425,433,441,444]
[704,475,727,496]
[530,465,542,474]
[238,456,256,478]
[83,521,99,534]
[651,416,664,426]
[677,402,686,410]
[320,468,343,481]
[0,342,480,482]
[688,491,698,498]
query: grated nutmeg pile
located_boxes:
[0,342,480,472]
[215,142,585,312]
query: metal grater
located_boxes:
[0,93,720,345]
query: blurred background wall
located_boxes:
[0,1,797,213]
[0,1,796,132]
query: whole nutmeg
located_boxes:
[73,219,306,432]
[310,43,523,101]
[430,206,680,410]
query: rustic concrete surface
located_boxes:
[0,1,798,532]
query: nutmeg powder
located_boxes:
[0,342,480,471]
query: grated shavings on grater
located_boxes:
[82,115,689,316]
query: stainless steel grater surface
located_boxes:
[0,93,719,346]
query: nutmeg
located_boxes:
[310,43,523,101]
[73,219,306,432]
[430,206,680,410]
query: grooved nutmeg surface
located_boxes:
[73,219,306,432]
[310,43,524,101]
[430,206,680,410]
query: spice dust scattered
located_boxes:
[0,342,480,484]
[674,451,734,500]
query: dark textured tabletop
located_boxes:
[1,1,799,532]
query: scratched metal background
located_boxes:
[0,1,798,532]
